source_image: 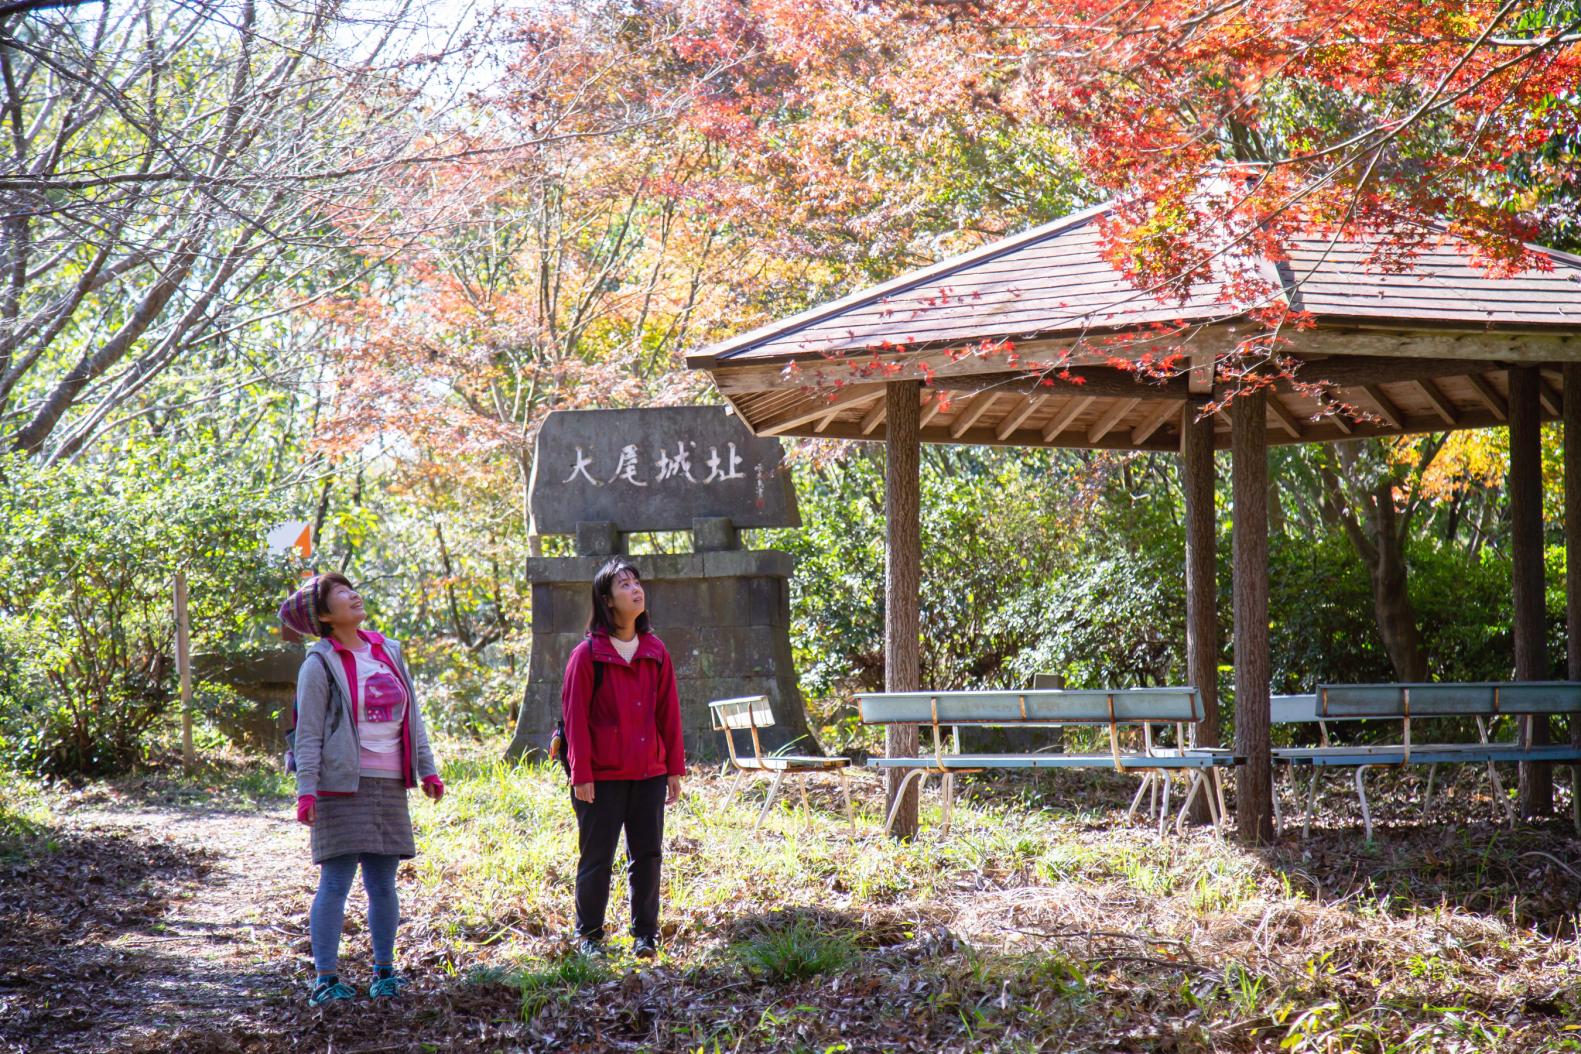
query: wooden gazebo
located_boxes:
[687,200,1581,842]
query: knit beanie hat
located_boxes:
[278,575,324,642]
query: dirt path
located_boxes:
[1,801,309,1054]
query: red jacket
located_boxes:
[562,630,686,784]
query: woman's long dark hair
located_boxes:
[588,557,651,636]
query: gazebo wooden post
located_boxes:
[1510,366,1552,818]
[1181,401,1219,823]
[1567,362,1581,830]
[884,380,923,839]
[1232,389,1274,844]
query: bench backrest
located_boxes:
[1316,682,1581,718]
[709,695,776,731]
[1270,694,1322,724]
[857,687,1202,726]
[709,695,778,767]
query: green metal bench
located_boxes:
[709,695,855,834]
[1270,682,1581,840]
[857,687,1236,837]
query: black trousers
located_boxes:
[571,775,667,941]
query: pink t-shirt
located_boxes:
[350,643,407,777]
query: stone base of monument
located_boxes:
[505,546,817,764]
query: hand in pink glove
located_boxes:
[296,794,316,825]
[422,775,444,801]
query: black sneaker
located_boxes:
[575,937,605,958]
[632,935,659,959]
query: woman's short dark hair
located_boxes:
[588,557,650,636]
[315,572,354,637]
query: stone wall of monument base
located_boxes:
[506,550,816,764]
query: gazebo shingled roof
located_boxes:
[688,201,1581,451]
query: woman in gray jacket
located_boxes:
[282,572,443,1006]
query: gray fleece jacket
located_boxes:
[292,632,438,798]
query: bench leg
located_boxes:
[1573,763,1581,837]
[1212,768,1229,838]
[755,770,786,832]
[1157,770,1172,840]
[1271,766,1284,838]
[1486,761,1516,830]
[722,769,746,812]
[1205,769,1225,840]
[1302,768,1321,840]
[1422,764,1438,821]
[883,769,929,837]
[837,767,856,838]
[1354,765,1373,843]
[941,773,955,836]
[1477,717,1517,830]
[1174,771,1203,836]
[1126,774,1153,822]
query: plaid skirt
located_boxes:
[310,776,417,864]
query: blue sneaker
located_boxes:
[308,978,356,1006]
[369,973,410,999]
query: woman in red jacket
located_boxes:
[561,557,686,958]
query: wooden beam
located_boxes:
[707,337,1525,398]
[1188,352,1214,395]
[1415,377,1459,426]
[949,391,999,439]
[1131,401,1181,446]
[936,367,1188,401]
[1042,396,1095,443]
[1182,405,1220,762]
[1565,363,1581,826]
[1511,371,1549,821]
[859,399,887,436]
[1265,394,1304,439]
[761,385,885,436]
[884,380,922,840]
[1511,367,1553,817]
[919,389,945,429]
[995,395,1042,441]
[1357,385,1404,430]
[1087,398,1140,444]
[1540,376,1563,418]
[1465,372,1508,421]
[1232,389,1273,845]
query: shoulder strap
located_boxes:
[289,652,337,733]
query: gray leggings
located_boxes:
[310,852,400,974]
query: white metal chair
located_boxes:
[709,695,856,834]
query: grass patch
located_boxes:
[0,769,53,859]
[388,738,1581,1051]
[514,953,613,1021]
[733,917,858,983]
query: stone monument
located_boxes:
[505,405,815,762]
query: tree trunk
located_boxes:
[1367,478,1428,682]
[1510,366,1552,817]
[1318,445,1431,683]
[884,380,922,840]
[1232,391,1273,844]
